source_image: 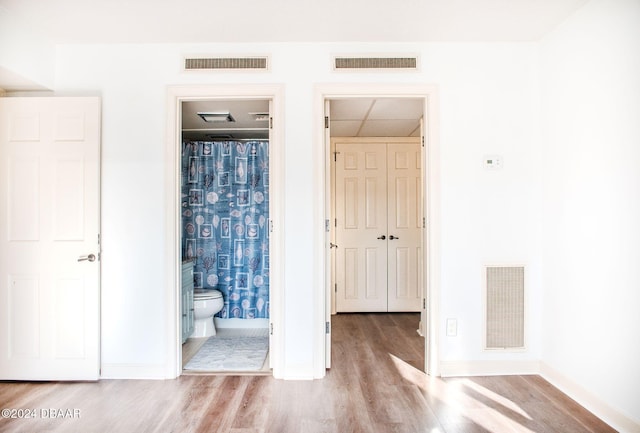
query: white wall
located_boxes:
[50,41,543,379]
[540,0,640,428]
[0,6,55,90]
[430,44,543,369]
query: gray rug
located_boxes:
[184,336,269,371]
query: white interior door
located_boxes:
[386,142,422,312]
[335,140,388,312]
[0,97,101,380]
[325,100,332,367]
[335,138,421,313]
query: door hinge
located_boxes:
[269,219,274,233]
[270,323,274,335]
[423,298,426,309]
[423,217,426,228]
[270,117,273,129]
[325,219,331,232]
[334,218,337,227]
[326,321,331,334]
[325,116,329,128]
[334,283,337,293]
[421,136,425,147]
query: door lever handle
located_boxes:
[377,235,386,240]
[389,235,399,240]
[78,254,96,262]
[329,242,338,249]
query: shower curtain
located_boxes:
[181,140,269,319]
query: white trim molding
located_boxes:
[101,363,168,380]
[439,360,541,377]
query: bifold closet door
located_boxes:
[335,139,422,313]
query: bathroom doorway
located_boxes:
[166,85,285,378]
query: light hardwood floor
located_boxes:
[0,313,615,432]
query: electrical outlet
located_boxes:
[446,318,458,337]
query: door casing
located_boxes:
[165,84,285,379]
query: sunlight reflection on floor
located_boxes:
[389,353,537,433]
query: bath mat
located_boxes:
[184,336,268,371]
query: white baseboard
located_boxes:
[439,360,541,377]
[540,363,640,433]
[100,363,169,380]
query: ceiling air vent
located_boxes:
[185,57,269,71]
[334,56,418,70]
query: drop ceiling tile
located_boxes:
[367,98,423,120]
[358,119,420,137]
[330,99,374,120]
[330,120,362,137]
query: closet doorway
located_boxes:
[166,85,284,379]
[317,86,439,377]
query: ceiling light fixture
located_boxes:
[197,111,235,123]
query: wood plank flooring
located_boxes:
[0,313,615,433]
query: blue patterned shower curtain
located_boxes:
[181,140,269,319]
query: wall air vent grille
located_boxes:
[485,266,525,350]
[334,57,418,70]
[185,57,268,70]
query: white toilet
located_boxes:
[191,289,224,338]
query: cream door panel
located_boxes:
[387,142,422,312]
[0,97,101,380]
[335,141,387,312]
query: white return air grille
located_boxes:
[334,56,418,70]
[184,57,269,70]
[485,266,525,350]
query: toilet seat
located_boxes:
[194,289,222,300]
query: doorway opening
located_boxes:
[316,85,439,377]
[166,85,284,379]
[180,98,271,374]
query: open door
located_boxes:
[0,97,101,380]
[324,99,332,368]
[268,98,274,369]
[419,117,427,338]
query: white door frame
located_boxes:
[165,84,285,379]
[314,83,440,377]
